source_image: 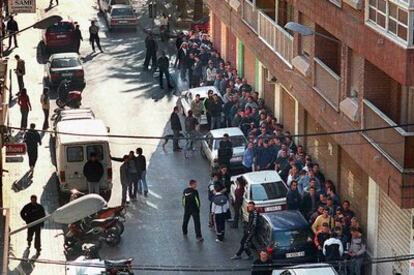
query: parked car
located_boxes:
[98,0,130,13]
[272,263,338,275]
[230,171,288,221]
[54,119,113,202]
[42,21,76,53]
[200,127,247,171]
[104,4,137,31]
[252,211,316,265]
[178,86,224,126]
[45,52,85,89]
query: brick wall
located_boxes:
[211,12,222,50]
[226,27,237,67]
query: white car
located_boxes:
[200,127,247,170]
[230,171,288,221]
[52,108,95,128]
[178,86,224,126]
[98,0,130,13]
[104,4,137,31]
[272,263,338,275]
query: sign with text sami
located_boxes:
[5,143,26,155]
[9,0,36,13]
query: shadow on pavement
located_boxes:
[40,173,63,230]
[8,248,38,275]
[11,170,33,192]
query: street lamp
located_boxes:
[284,22,340,43]
[10,194,107,235]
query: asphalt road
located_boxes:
[6,0,252,274]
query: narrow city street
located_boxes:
[4,0,251,274]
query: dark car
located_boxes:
[253,211,316,266]
[43,21,76,53]
[46,52,85,88]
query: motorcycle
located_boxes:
[64,217,121,256]
[56,79,82,108]
[66,243,134,275]
[70,189,126,235]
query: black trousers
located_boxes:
[42,108,49,130]
[233,201,242,228]
[90,35,102,52]
[236,233,252,256]
[159,69,172,88]
[28,149,38,168]
[8,32,17,47]
[17,75,24,92]
[214,213,226,241]
[20,108,29,129]
[173,130,180,150]
[27,226,41,250]
[182,211,202,238]
[144,50,156,69]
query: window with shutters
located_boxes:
[367,0,413,46]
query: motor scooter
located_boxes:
[56,79,82,108]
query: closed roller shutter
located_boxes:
[281,88,295,134]
[377,189,411,275]
[262,68,275,114]
[243,46,256,87]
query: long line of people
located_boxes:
[176,30,366,274]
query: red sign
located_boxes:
[5,143,27,156]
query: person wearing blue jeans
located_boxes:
[136,148,148,197]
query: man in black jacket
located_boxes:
[231,201,257,260]
[136,147,148,196]
[7,16,18,48]
[301,186,320,219]
[20,195,46,254]
[83,152,104,194]
[24,123,41,172]
[209,94,222,129]
[144,33,157,71]
[170,106,182,151]
[157,51,173,89]
[218,134,233,167]
[74,24,83,54]
[182,179,203,242]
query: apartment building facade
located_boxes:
[205,0,414,274]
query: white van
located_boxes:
[272,263,338,275]
[55,119,113,202]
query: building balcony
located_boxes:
[241,0,258,33]
[313,58,341,110]
[362,99,414,171]
[257,10,294,65]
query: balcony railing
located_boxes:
[257,11,294,66]
[363,99,414,171]
[313,58,341,110]
[241,0,258,33]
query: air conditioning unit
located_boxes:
[266,70,277,83]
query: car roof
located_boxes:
[261,211,309,231]
[272,263,338,275]
[242,171,284,184]
[50,52,80,59]
[209,127,245,138]
[56,119,109,144]
[185,86,221,98]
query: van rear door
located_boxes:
[85,144,111,188]
[64,145,86,191]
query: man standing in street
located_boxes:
[170,106,182,152]
[7,16,18,48]
[83,152,104,194]
[20,195,46,255]
[15,55,25,92]
[157,51,173,89]
[119,155,130,206]
[184,110,198,153]
[136,147,148,197]
[190,94,203,127]
[231,201,258,260]
[218,133,233,167]
[74,24,83,54]
[24,123,41,173]
[182,179,203,242]
[89,20,103,53]
[144,33,157,71]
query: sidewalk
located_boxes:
[3,0,66,274]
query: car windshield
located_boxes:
[272,229,309,248]
[111,0,130,4]
[213,136,246,149]
[250,181,287,201]
[112,7,134,17]
[51,58,81,68]
[47,22,74,32]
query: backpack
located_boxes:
[213,193,228,206]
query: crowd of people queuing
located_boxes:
[174,29,367,275]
